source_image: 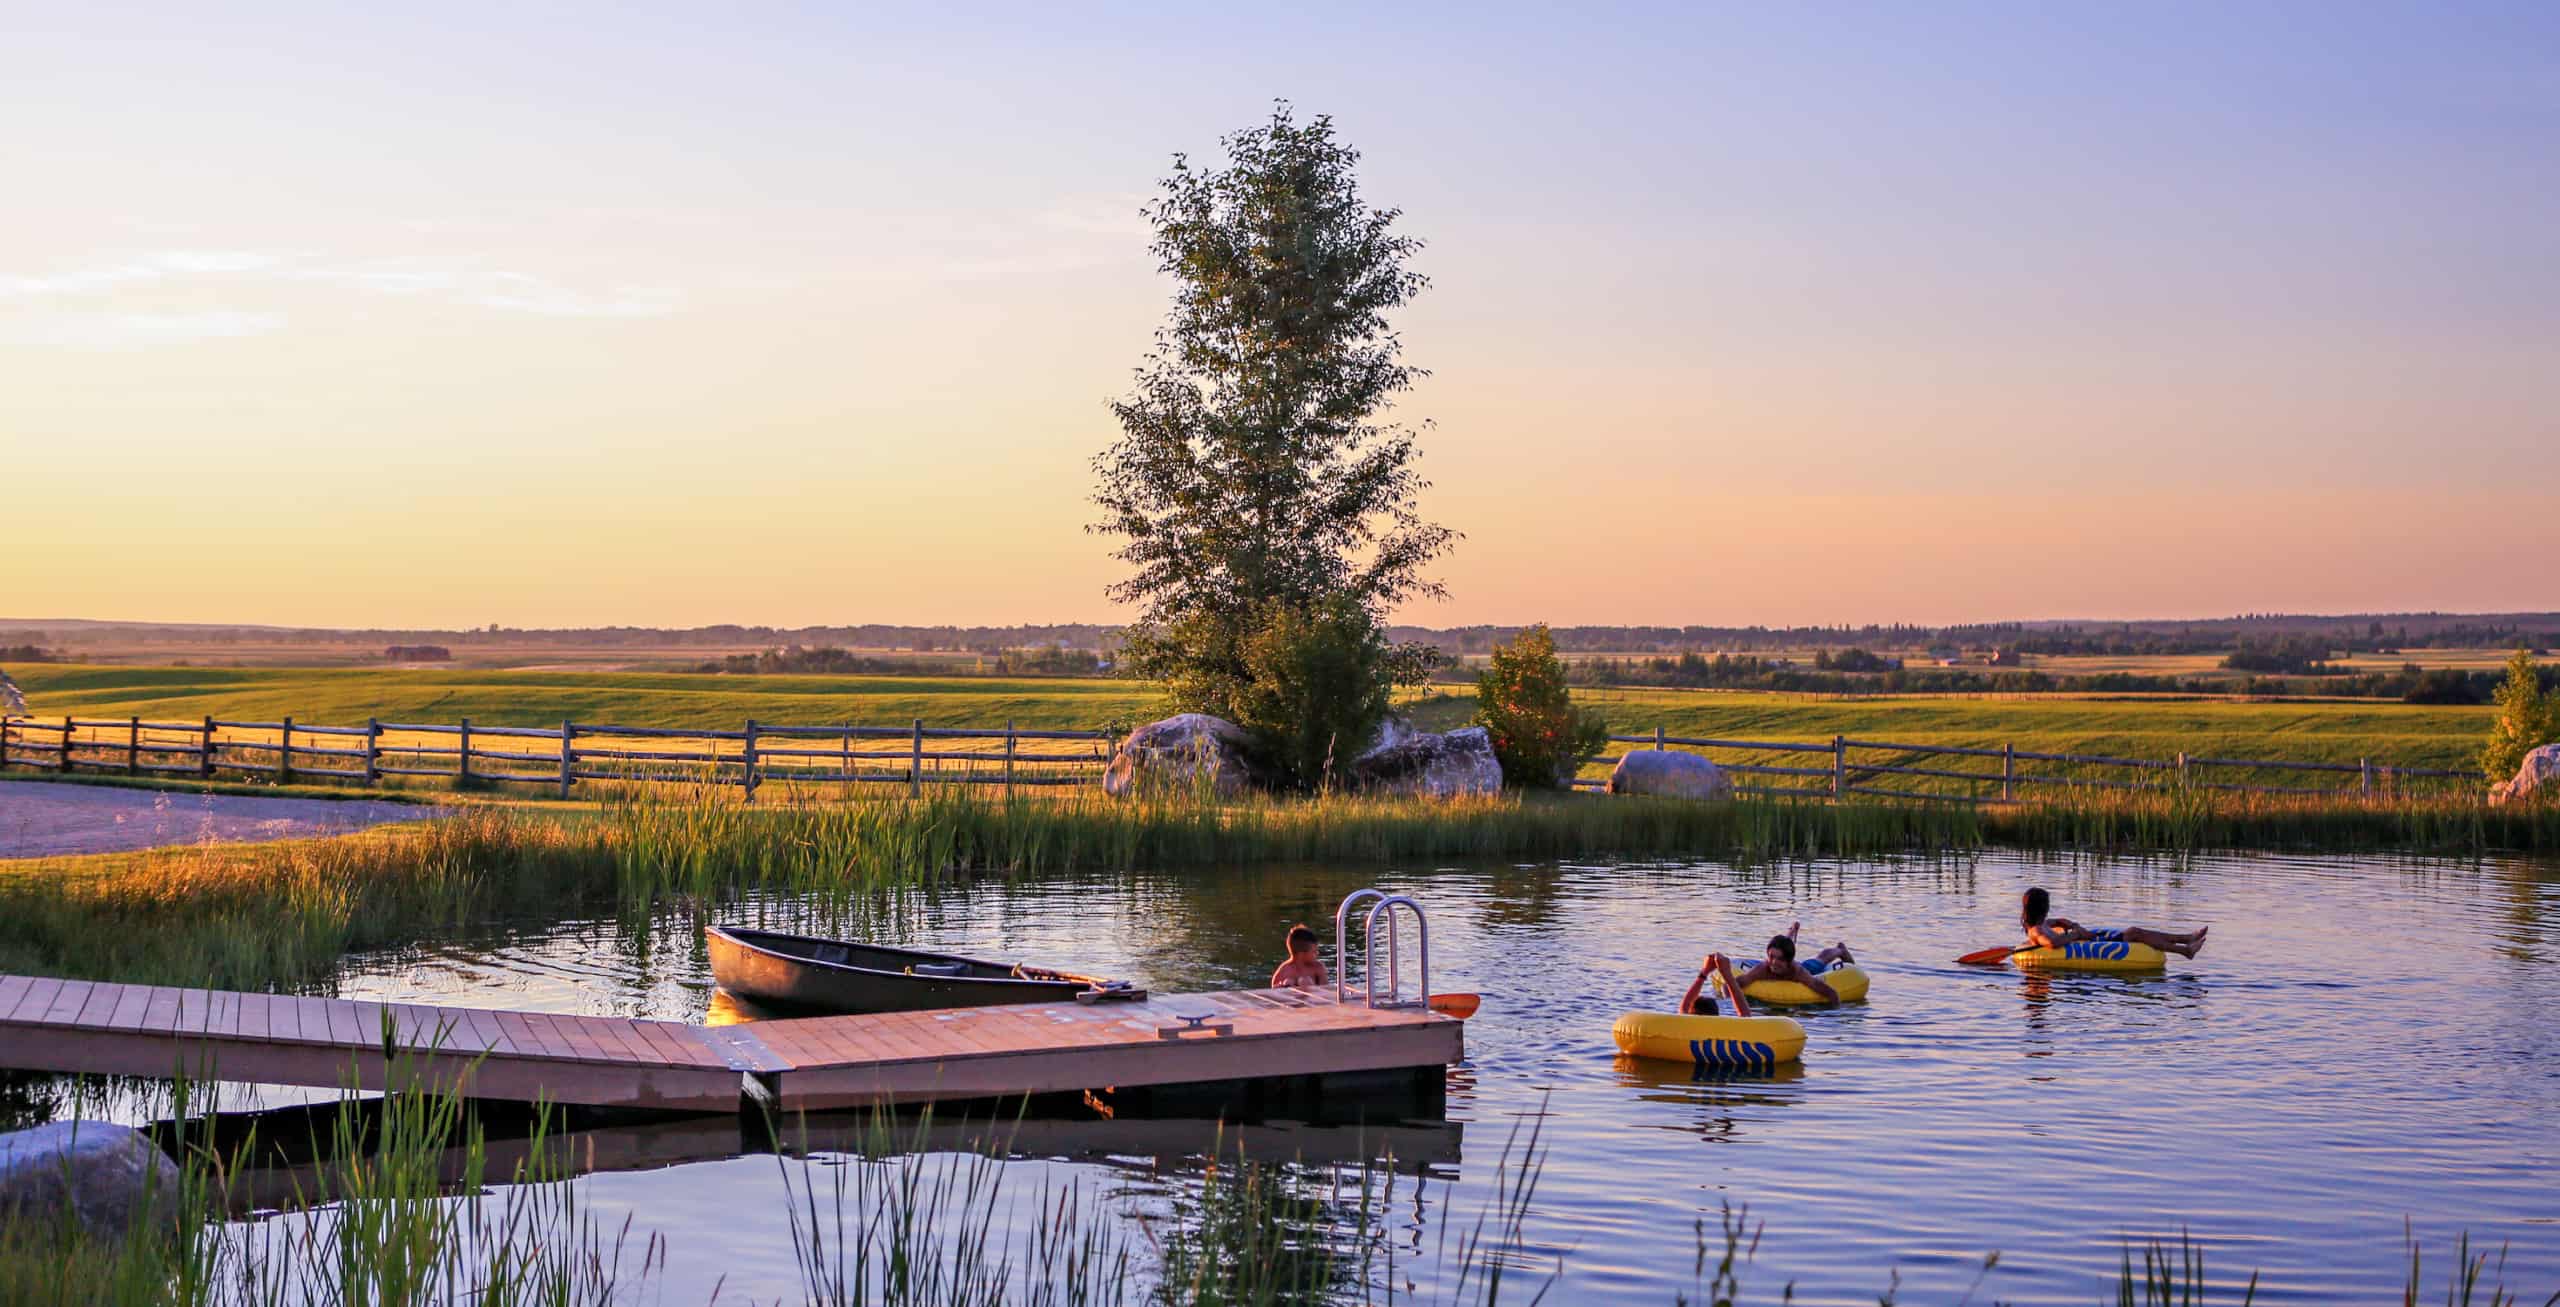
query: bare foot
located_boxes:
[2190,926,2208,957]
[1835,940,1855,964]
[1788,919,1802,939]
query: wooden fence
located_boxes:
[0,716,1113,799]
[1567,728,2478,802]
[0,714,2479,804]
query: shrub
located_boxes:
[2482,648,2560,783]
[1475,624,1608,788]
[1233,598,1394,792]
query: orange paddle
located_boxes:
[1427,992,1482,1019]
[1956,945,2032,966]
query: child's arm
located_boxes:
[1679,958,1713,1014]
[1805,973,1841,1005]
[1710,955,1753,1019]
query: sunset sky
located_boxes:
[5,2,2554,629]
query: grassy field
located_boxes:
[8,666,2496,774]
[1405,684,2494,776]
[5,664,1161,732]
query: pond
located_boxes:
[68,850,2560,1302]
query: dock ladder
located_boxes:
[1334,888,1430,1010]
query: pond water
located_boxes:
[96,851,2560,1301]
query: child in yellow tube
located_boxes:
[1730,933,1844,1006]
[2020,887,2206,958]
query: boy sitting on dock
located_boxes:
[1270,924,1329,990]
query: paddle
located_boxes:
[1426,992,1482,1019]
[1956,944,2034,966]
[1966,946,2048,966]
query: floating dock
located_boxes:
[0,975,1462,1114]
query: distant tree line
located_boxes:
[1524,649,2556,704]
[697,644,1109,677]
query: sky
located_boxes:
[3,1,2555,629]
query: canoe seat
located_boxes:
[908,963,968,978]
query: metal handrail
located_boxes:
[1363,895,1430,1011]
[1333,889,1389,1004]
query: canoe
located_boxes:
[706,925,1122,1014]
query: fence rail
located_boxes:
[1565,728,2476,802]
[0,713,2480,805]
[0,714,1114,799]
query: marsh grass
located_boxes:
[8,778,2555,993]
[0,1071,2547,1305]
[0,1065,656,1307]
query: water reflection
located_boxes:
[31,848,2556,1305]
[1613,1058,1808,1145]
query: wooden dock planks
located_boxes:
[0,976,1461,1114]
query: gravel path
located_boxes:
[0,782,447,858]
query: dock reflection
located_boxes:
[167,1095,1462,1217]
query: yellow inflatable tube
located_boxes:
[2010,940,2165,972]
[1716,963,1870,1006]
[1612,1012,1806,1069]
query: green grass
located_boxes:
[7,783,2553,997]
[12,665,2496,777]
[0,790,1990,991]
[5,664,1162,733]
[5,1077,2547,1306]
[1398,686,2496,779]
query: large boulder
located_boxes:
[0,1121,181,1241]
[1608,748,1734,800]
[1351,724,1502,798]
[2492,743,2560,805]
[1101,714,1266,798]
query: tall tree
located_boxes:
[1093,104,1453,717]
[2482,647,2559,783]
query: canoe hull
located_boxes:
[706,926,1094,1014]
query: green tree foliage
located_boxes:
[1475,625,1608,788]
[1092,103,1452,726]
[2481,648,2560,782]
[1230,598,1394,791]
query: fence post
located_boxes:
[0,718,8,769]
[60,716,72,773]
[278,716,293,785]
[1005,719,1017,795]
[2359,757,2372,799]
[840,722,852,791]
[458,718,473,785]
[1654,724,1665,753]
[2177,752,2188,787]
[126,715,139,776]
[1830,735,1845,798]
[742,719,760,802]
[365,718,381,784]
[910,719,924,798]
[2001,742,2014,802]
[201,716,215,778]
[558,720,575,800]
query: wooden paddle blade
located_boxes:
[1955,946,2020,965]
[1427,993,1481,1019]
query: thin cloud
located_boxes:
[0,249,681,320]
[8,310,287,349]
